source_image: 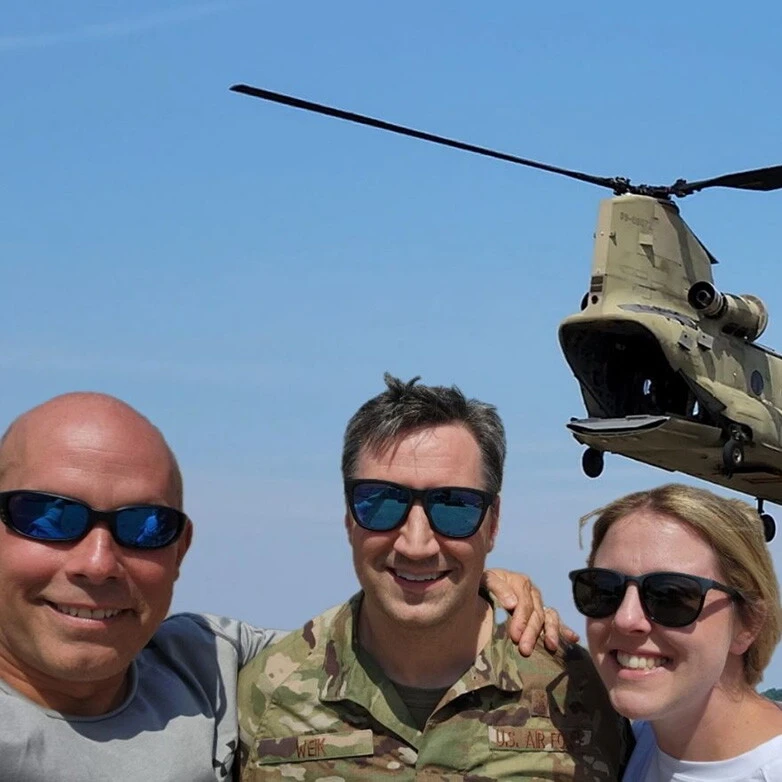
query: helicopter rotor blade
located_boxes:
[672,164,782,197]
[231,84,782,202]
[230,84,624,193]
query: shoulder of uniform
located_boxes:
[521,638,605,681]
[492,620,609,689]
[495,615,594,667]
[492,617,567,669]
[238,601,348,693]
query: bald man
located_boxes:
[0,393,561,782]
[0,393,284,781]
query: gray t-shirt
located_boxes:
[0,612,281,782]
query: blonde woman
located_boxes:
[570,484,782,781]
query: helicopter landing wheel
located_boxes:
[722,439,744,473]
[582,448,604,479]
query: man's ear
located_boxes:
[344,508,354,543]
[173,519,194,580]
[486,495,500,553]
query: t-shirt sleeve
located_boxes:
[235,623,288,666]
[170,613,287,667]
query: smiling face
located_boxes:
[0,394,191,712]
[346,423,499,634]
[586,509,752,727]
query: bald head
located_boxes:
[0,394,190,712]
[0,393,183,510]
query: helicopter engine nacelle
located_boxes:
[687,281,769,341]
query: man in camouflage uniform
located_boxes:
[238,375,632,780]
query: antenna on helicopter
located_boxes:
[230,84,782,200]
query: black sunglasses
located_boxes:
[345,479,496,539]
[0,490,188,550]
[569,567,744,628]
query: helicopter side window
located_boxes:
[750,370,764,396]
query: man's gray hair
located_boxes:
[341,373,506,494]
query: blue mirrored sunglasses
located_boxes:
[0,490,187,550]
[345,479,495,539]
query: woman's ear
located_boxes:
[730,600,766,656]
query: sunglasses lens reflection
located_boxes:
[3,491,183,549]
[115,506,182,548]
[352,482,409,531]
[349,482,489,538]
[427,488,486,537]
[8,493,89,540]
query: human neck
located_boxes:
[357,595,494,689]
[653,683,782,761]
[0,656,130,717]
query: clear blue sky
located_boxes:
[3,1,782,687]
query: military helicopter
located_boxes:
[230,83,782,542]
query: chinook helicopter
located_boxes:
[230,83,782,541]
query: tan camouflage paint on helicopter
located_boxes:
[238,595,632,781]
[559,193,782,521]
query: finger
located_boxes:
[505,579,534,644]
[561,621,580,644]
[515,585,544,655]
[542,606,561,652]
[483,569,519,612]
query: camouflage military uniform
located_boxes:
[238,594,632,781]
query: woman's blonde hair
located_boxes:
[583,483,780,687]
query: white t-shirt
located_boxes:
[625,720,782,781]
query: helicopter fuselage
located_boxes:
[559,194,782,506]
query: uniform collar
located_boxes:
[318,592,526,737]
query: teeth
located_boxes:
[616,651,667,670]
[55,605,122,620]
[396,571,441,582]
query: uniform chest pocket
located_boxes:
[256,730,374,764]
